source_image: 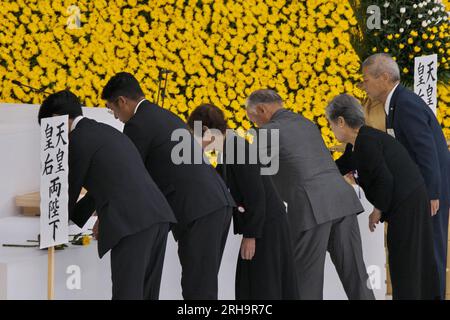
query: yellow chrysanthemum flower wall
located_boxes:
[0,0,448,144]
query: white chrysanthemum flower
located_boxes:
[383,2,390,8]
[418,14,423,18]
[422,21,428,27]
[383,19,389,25]
[406,19,412,25]
[400,7,406,14]
[399,28,404,33]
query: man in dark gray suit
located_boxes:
[246,89,375,300]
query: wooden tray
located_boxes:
[15,189,87,216]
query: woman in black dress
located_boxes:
[326,93,439,300]
[187,104,298,299]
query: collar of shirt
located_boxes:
[384,82,399,116]
[134,98,147,115]
[71,116,84,132]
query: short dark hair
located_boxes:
[187,104,228,135]
[101,72,145,101]
[38,90,82,125]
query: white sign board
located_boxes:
[40,116,69,249]
[414,54,438,115]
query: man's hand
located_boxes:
[240,237,256,260]
[369,208,382,232]
[430,199,439,216]
[93,217,99,240]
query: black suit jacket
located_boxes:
[216,134,286,238]
[123,100,235,226]
[336,126,425,221]
[69,118,176,258]
[387,85,450,209]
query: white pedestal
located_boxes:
[0,216,111,299]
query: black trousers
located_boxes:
[110,223,170,300]
[173,206,232,300]
[387,185,440,300]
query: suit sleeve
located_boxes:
[68,139,93,228]
[71,192,95,228]
[123,121,150,162]
[232,166,266,239]
[396,100,441,200]
[231,140,266,238]
[356,136,394,212]
[335,143,355,175]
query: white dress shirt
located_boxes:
[71,115,84,132]
[134,98,147,115]
[384,82,400,116]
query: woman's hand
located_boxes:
[343,173,356,185]
[369,208,382,232]
[93,217,99,240]
[240,237,256,260]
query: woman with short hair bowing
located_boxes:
[326,93,439,300]
[187,103,298,300]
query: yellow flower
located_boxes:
[1,0,448,149]
[414,46,421,53]
[81,236,91,246]
[403,68,409,74]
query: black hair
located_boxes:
[187,104,228,135]
[101,72,145,101]
[38,90,82,125]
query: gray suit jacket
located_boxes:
[260,109,363,232]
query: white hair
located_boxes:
[362,53,401,82]
[246,89,283,109]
